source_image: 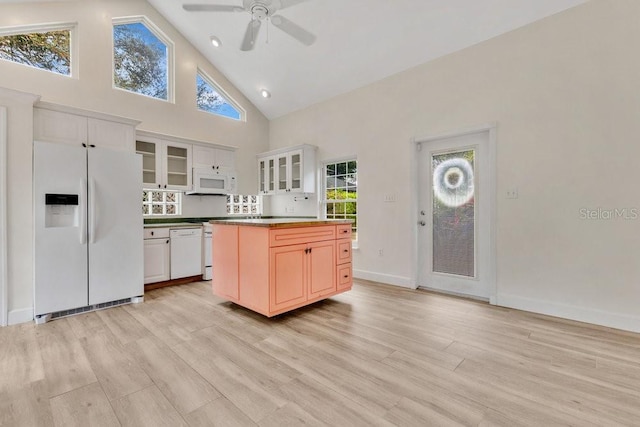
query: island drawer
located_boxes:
[337,263,353,290]
[337,239,352,264]
[270,225,336,247]
[336,224,352,239]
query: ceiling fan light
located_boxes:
[210,36,222,47]
[260,89,271,98]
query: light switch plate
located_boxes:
[506,188,519,199]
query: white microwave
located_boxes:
[186,167,237,195]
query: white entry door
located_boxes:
[417,128,495,300]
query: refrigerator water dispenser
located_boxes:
[45,193,79,228]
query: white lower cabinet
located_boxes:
[143,228,170,284]
[144,226,204,284]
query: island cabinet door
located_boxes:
[308,240,336,300]
[270,244,308,312]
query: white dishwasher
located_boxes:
[170,228,203,279]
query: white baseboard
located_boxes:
[8,307,33,325]
[353,269,416,289]
[496,293,640,333]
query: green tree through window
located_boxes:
[113,22,168,100]
[196,73,242,120]
[0,29,70,75]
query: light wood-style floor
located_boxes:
[2,280,640,426]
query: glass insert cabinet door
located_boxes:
[290,152,302,191]
[259,159,266,193]
[431,149,476,278]
[136,140,157,186]
[166,145,188,187]
[278,155,287,191]
[268,158,275,192]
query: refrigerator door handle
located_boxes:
[89,178,96,244]
[79,178,87,244]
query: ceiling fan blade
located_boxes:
[241,19,262,51]
[182,4,244,12]
[271,15,315,46]
[276,0,309,10]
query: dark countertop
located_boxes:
[209,218,353,228]
[143,222,203,229]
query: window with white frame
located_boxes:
[196,70,244,121]
[324,159,357,240]
[143,189,181,216]
[113,17,173,101]
[227,195,262,215]
[0,23,75,76]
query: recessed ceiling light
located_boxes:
[210,36,221,48]
[260,89,271,98]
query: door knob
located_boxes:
[419,221,426,226]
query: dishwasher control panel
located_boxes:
[170,228,202,238]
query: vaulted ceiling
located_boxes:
[150,0,587,119]
[2,0,589,119]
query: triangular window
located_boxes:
[197,71,244,121]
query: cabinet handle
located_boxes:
[89,144,96,148]
[164,185,167,189]
[304,248,309,254]
[158,184,161,189]
[166,239,169,244]
[82,143,87,148]
[343,249,349,253]
[309,248,312,253]
[151,231,154,236]
[344,275,349,278]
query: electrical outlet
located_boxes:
[383,194,396,202]
[285,205,294,213]
[506,188,519,199]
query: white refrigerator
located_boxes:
[34,141,143,319]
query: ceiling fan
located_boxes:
[183,0,316,51]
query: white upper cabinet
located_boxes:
[136,130,237,192]
[192,144,236,170]
[258,156,276,195]
[257,144,317,195]
[34,102,138,151]
[136,136,192,191]
[87,118,135,152]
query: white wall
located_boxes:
[269,0,640,332]
[0,0,270,324]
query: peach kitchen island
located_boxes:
[210,219,353,316]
